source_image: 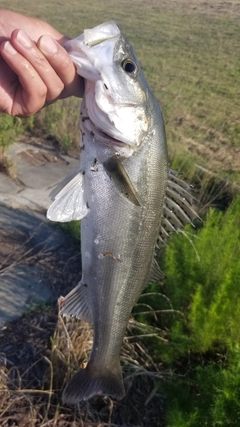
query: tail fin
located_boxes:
[62,363,125,404]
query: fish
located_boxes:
[47,21,200,404]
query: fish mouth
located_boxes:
[85,80,140,149]
[82,114,134,157]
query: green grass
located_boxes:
[0,0,239,182]
[34,97,80,152]
[164,354,240,427]
[0,113,33,153]
[59,220,80,241]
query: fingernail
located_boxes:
[17,30,33,48]
[39,35,58,54]
[3,41,17,55]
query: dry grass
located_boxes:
[0,154,16,179]
[0,227,166,426]
[0,305,166,427]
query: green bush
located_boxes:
[165,352,240,427]
[138,196,240,426]
[163,196,240,353]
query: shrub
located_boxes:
[152,196,240,426]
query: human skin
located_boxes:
[0,9,84,117]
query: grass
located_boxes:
[0,0,239,183]
[0,113,33,176]
[34,98,80,154]
[0,305,166,426]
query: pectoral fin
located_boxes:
[47,171,89,222]
[103,156,141,206]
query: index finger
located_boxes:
[38,35,84,99]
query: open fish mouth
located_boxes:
[82,110,134,157]
[84,79,147,153]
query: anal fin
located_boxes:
[60,282,92,324]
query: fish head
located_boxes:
[65,21,150,156]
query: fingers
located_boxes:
[38,35,84,99]
[0,39,49,116]
[0,29,84,117]
[11,29,66,102]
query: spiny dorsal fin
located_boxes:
[148,258,165,284]
[159,169,201,246]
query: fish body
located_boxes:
[72,94,167,400]
[47,21,199,404]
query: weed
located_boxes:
[27,301,52,313]
[34,98,80,153]
[59,220,80,241]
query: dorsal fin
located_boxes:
[159,169,201,246]
[148,258,165,283]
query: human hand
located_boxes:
[0,10,84,117]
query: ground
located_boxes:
[0,134,165,427]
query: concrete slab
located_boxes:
[17,156,79,189]
[0,138,80,327]
[0,188,51,211]
[0,172,19,193]
[0,264,54,327]
[0,204,66,251]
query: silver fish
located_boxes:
[47,21,200,404]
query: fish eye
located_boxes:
[122,59,138,75]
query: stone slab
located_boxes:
[0,204,66,251]
[16,149,79,190]
[0,188,52,212]
[0,264,54,327]
[0,172,19,194]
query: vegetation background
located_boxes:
[0,0,240,426]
